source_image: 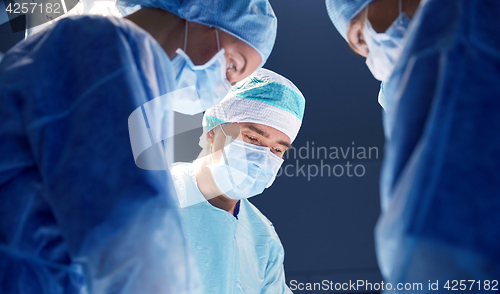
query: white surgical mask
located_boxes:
[170,21,232,115]
[207,125,284,200]
[363,0,411,82]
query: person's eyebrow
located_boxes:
[278,140,291,148]
[246,125,291,148]
[247,125,269,138]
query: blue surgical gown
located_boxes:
[0,15,200,294]
[376,0,500,290]
[171,162,293,294]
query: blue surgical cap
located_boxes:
[116,0,277,66]
[203,68,305,143]
[325,0,374,40]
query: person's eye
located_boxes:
[227,61,237,71]
[246,135,257,141]
[272,147,282,153]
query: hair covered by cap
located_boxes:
[202,68,305,147]
[325,0,374,40]
[116,0,277,66]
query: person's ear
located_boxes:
[347,12,369,58]
[207,129,215,144]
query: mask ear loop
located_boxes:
[363,2,373,34]
[398,0,403,15]
[219,125,231,164]
[363,4,372,35]
[219,123,228,137]
[184,20,188,51]
[217,124,237,189]
[210,125,232,167]
[215,29,221,51]
[363,3,378,38]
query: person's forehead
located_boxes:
[220,31,262,61]
[237,122,274,133]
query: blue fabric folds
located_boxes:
[0,15,200,294]
[376,0,500,291]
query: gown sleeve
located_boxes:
[261,232,293,294]
[377,0,500,288]
[0,15,201,294]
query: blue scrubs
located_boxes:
[171,162,292,294]
[0,15,200,294]
[377,0,500,290]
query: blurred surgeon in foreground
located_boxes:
[326,0,500,291]
[171,68,305,294]
[0,0,277,293]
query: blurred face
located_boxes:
[207,122,291,164]
[184,22,262,84]
[346,0,421,57]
